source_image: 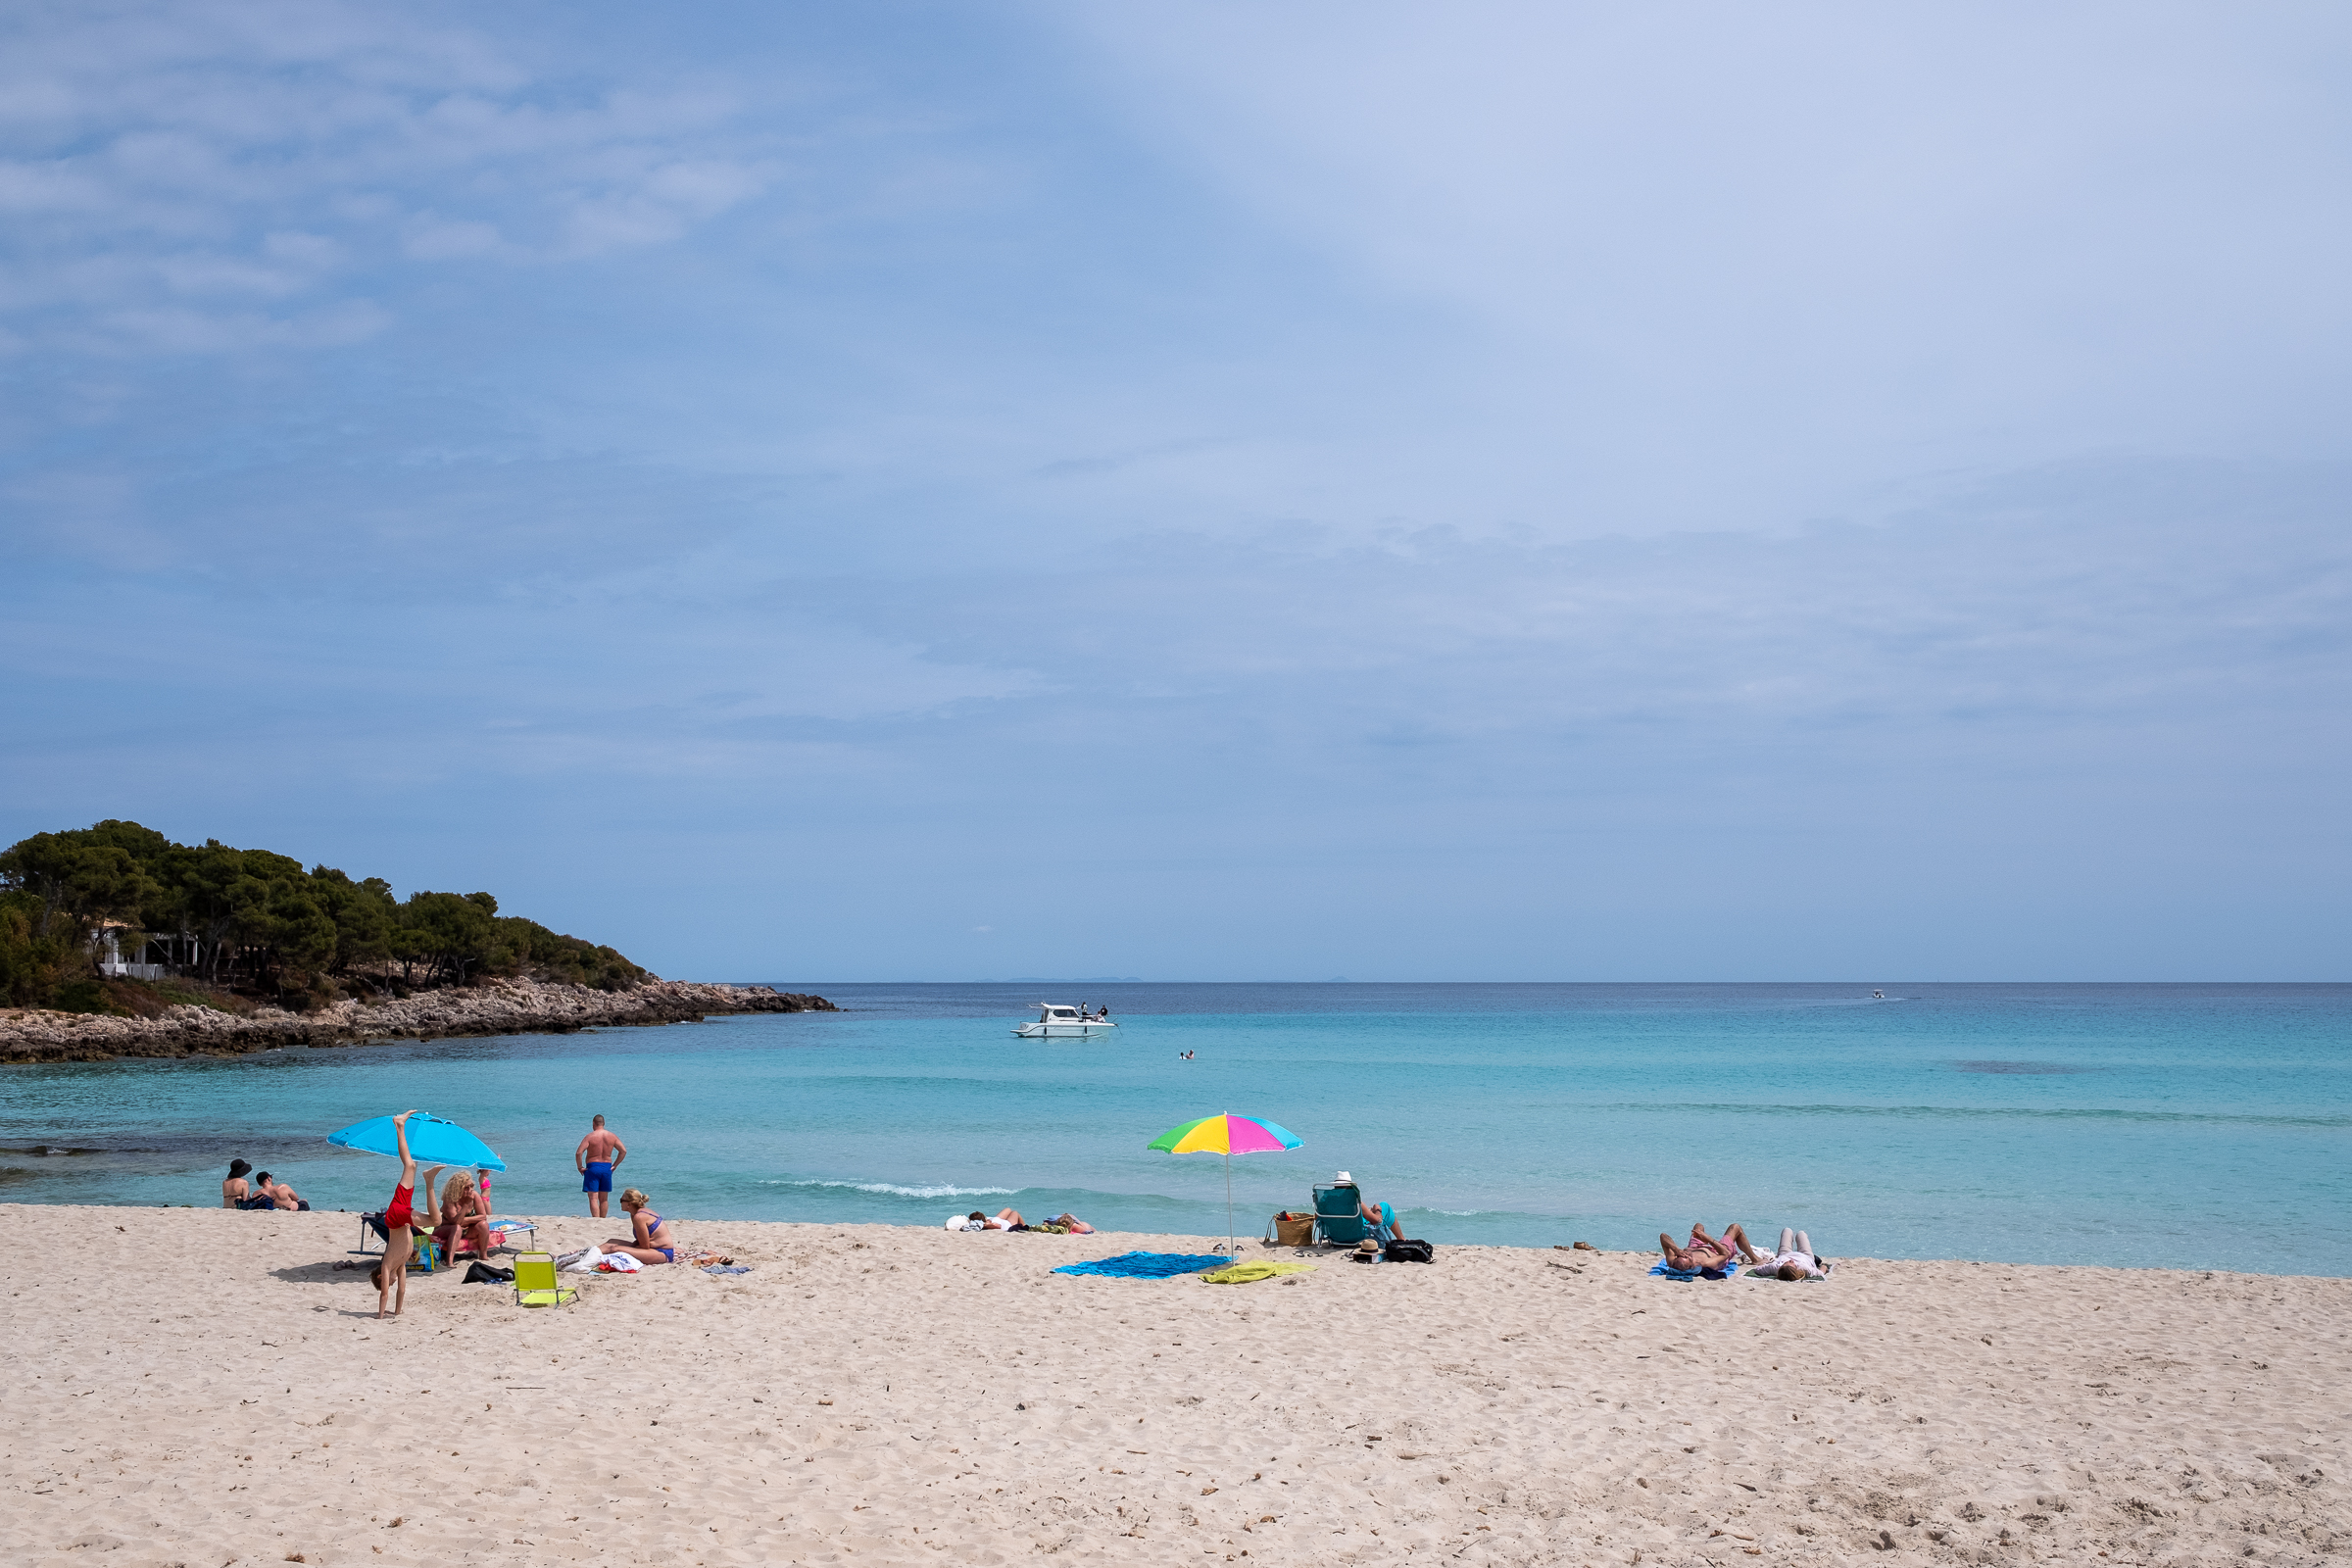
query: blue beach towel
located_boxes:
[1649,1259,1741,1282]
[1053,1251,1231,1279]
[702,1264,752,1275]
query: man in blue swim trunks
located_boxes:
[575,1114,627,1218]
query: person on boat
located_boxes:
[600,1189,677,1264]
[221,1158,253,1208]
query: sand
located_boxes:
[3,1204,2345,1568]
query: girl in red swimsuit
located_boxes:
[371,1110,422,1318]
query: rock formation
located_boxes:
[0,977,837,1063]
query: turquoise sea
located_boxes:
[3,983,2345,1275]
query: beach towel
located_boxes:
[1052,1251,1231,1279]
[702,1264,752,1275]
[1649,1259,1741,1282]
[595,1252,644,1273]
[1198,1261,1315,1285]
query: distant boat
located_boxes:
[1014,1004,1117,1039]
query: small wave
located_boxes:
[760,1178,1016,1199]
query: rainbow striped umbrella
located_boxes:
[1150,1113,1302,1254]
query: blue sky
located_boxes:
[3,1,2347,980]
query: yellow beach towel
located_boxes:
[1198,1261,1315,1285]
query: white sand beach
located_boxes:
[3,1203,2345,1567]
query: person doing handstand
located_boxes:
[369,1111,422,1318]
[600,1188,676,1264]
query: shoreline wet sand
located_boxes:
[3,1203,2345,1566]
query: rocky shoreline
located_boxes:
[0,977,837,1063]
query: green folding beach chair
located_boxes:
[512,1251,576,1308]
[1313,1184,1368,1247]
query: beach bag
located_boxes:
[462,1261,514,1285]
[1383,1239,1435,1264]
[1271,1212,1315,1248]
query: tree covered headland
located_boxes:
[0,820,648,1011]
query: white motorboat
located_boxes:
[1014,1004,1117,1039]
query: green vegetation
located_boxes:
[0,820,648,1010]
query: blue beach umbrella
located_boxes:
[327,1112,506,1171]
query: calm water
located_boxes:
[3,983,2345,1274]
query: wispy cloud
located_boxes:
[0,2,2345,978]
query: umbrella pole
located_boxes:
[1225,1150,1234,1255]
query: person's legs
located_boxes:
[1722,1222,1763,1262]
[599,1244,669,1264]
[1793,1230,1812,1257]
[1780,1227,1796,1256]
[377,1226,413,1317]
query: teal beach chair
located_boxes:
[1313,1184,1368,1247]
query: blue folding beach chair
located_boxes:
[1313,1184,1368,1247]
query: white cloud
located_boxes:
[0,2,778,354]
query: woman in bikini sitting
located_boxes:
[370,1111,423,1318]
[433,1170,495,1261]
[601,1188,677,1264]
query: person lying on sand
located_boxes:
[433,1170,494,1260]
[221,1158,252,1208]
[599,1189,676,1264]
[1658,1222,1759,1273]
[369,1111,422,1319]
[1750,1227,1829,1280]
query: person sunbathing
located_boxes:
[221,1158,252,1208]
[433,1170,494,1260]
[599,1188,677,1264]
[1750,1227,1828,1280]
[1657,1221,1759,1273]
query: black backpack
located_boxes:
[1383,1239,1435,1263]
